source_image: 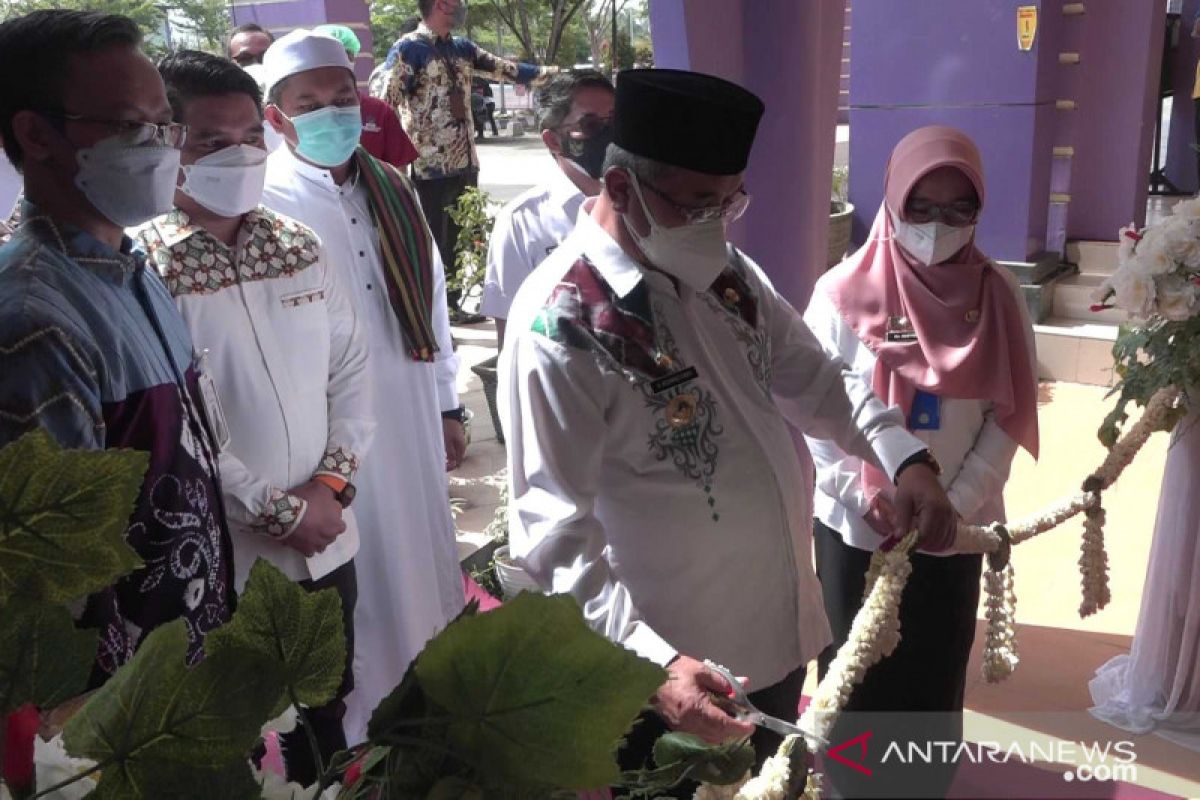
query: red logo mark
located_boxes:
[827,731,873,776]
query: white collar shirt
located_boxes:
[135,206,375,587]
[499,211,927,687]
[480,164,585,320]
[802,271,1031,553]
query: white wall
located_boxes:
[0,156,19,216]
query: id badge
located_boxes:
[885,314,918,343]
[909,390,941,430]
[195,352,231,450]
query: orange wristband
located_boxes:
[314,474,347,494]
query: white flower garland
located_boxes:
[796,385,1181,750]
[694,736,822,800]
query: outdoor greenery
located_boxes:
[0,432,753,798]
[446,186,499,306]
[0,0,232,56]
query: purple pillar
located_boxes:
[232,0,375,88]
[648,0,843,308]
[849,0,1164,257]
[1165,1,1199,194]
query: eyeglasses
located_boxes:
[41,111,188,149]
[232,52,264,67]
[559,114,612,140]
[639,178,751,224]
[904,198,979,226]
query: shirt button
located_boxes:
[351,218,358,224]
[359,250,365,257]
[965,309,980,323]
[366,283,373,290]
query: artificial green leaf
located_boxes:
[0,599,96,714]
[89,758,263,800]
[0,430,145,604]
[63,619,283,795]
[618,734,754,796]
[426,776,484,799]
[413,592,666,789]
[206,558,344,713]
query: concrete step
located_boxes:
[1033,316,1119,387]
[1051,273,1131,325]
[1065,240,1119,277]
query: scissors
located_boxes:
[704,660,827,747]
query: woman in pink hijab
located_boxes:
[803,126,1039,795]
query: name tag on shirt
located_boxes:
[280,288,325,307]
[197,369,232,450]
[885,314,918,343]
[909,390,941,430]
[650,366,699,394]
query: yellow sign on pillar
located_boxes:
[1018,5,1038,51]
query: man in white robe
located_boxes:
[260,30,466,744]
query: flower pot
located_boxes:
[493,545,541,600]
[828,202,855,269]
[470,355,505,444]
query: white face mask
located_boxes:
[889,209,975,266]
[622,174,729,291]
[74,138,181,227]
[179,144,268,218]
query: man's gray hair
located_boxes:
[602,143,676,184]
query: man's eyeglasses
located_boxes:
[639,177,751,225]
[904,199,979,227]
[558,114,612,140]
[232,52,264,67]
[41,111,188,149]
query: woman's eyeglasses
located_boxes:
[904,199,979,226]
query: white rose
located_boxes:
[34,735,98,800]
[1172,196,1200,220]
[1155,275,1198,321]
[1116,224,1140,264]
[1110,268,1157,317]
[251,763,336,800]
[1132,233,1176,276]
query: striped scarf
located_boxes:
[354,147,439,361]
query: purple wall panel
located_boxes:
[648,0,691,69]
[1165,0,1199,193]
[232,0,328,32]
[849,105,1038,263]
[1067,4,1164,241]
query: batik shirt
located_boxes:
[386,22,546,180]
[0,204,235,682]
[500,211,927,689]
[136,206,374,587]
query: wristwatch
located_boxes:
[441,405,468,424]
[893,449,942,484]
[333,482,357,509]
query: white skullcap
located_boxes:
[262,28,354,97]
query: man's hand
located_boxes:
[443,417,467,471]
[893,463,957,552]
[284,480,347,557]
[651,656,756,744]
[863,493,898,537]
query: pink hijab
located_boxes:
[825,125,1039,500]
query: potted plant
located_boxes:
[828,165,854,269]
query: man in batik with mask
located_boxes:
[0,10,234,681]
[387,0,557,320]
[482,70,614,347]
[260,29,466,745]
[499,68,959,773]
[134,50,373,783]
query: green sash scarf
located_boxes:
[354,147,439,361]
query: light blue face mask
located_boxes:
[288,105,362,167]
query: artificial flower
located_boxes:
[33,735,97,800]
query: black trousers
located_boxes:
[414,169,478,310]
[279,560,357,786]
[617,664,807,793]
[1194,99,1200,187]
[814,519,981,798]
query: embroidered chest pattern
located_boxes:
[144,211,321,298]
[639,305,724,522]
